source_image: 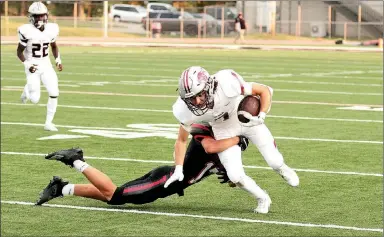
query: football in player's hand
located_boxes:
[237,96,260,123]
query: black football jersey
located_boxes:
[181,123,224,188]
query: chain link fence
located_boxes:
[1,1,383,40]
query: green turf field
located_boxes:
[1,45,383,236]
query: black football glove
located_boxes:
[238,135,249,151]
[217,170,230,184]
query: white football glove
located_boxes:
[23,61,38,73]
[238,111,266,127]
[164,165,184,188]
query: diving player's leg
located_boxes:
[36,178,110,205]
[108,166,175,205]
[38,148,117,205]
[41,67,59,131]
[244,124,299,187]
[73,184,108,201]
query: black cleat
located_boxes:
[36,176,69,205]
[45,148,84,167]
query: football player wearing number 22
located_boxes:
[17,2,62,132]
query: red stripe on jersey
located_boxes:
[191,123,211,132]
[231,72,244,94]
[193,135,212,142]
[123,175,167,194]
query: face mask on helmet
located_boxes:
[30,14,48,29]
[182,79,214,116]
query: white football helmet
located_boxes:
[28,2,48,29]
[178,66,214,116]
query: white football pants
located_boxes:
[212,113,284,184]
[25,66,59,103]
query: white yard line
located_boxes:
[1,122,382,144]
[1,151,382,177]
[3,76,382,87]
[276,89,381,96]
[2,102,382,123]
[1,201,382,233]
[2,68,382,81]
[3,62,380,73]
[2,88,383,105]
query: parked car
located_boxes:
[142,11,202,36]
[191,13,218,35]
[205,5,238,33]
[110,4,147,23]
[147,2,178,13]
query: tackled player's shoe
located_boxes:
[275,164,299,187]
[45,148,84,167]
[44,123,58,132]
[254,192,272,214]
[36,176,68,205]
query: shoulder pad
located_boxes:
[215,70,244,98]
[18,24,31,38]
[172,97,194,126]
[47,23,59,37]
[190,123,214,142]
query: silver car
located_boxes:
[110,4,147,23]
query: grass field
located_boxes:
[1,45,383,236]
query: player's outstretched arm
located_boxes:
[164,125,189,188]
[201,135,249,154]
[50,41,62,71]
[248,83,272,115]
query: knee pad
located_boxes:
[48,90,59,98]
[226,169,245,184]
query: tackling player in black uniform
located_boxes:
[36,123,249,205]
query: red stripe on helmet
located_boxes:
[184,68,190,94]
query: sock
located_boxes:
[73,160,90,173]
[62,184,74,196]
[46,97,58,124]
[238,175,267,200]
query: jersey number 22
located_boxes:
[32,43,49,58]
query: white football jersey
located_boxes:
[173,69,273,129]
[210,70,246,123]
[172,97,214,131]
[18,23,59,68]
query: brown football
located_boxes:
[237,96,261,123]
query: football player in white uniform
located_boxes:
[165,66,299,214]
[16,2,63,132]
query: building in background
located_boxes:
[239,0,383,39]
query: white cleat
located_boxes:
[254,192,272,214]
[275,164,299,187]
[44,123,58,132]
[20,91,29,104]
